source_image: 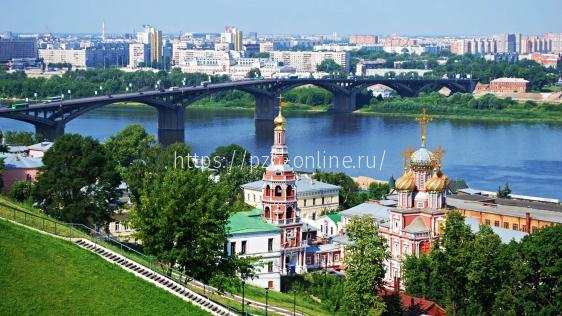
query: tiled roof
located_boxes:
[306,243,340,253]
[226,208,282,235]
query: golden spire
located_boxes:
[416,108,432,147]
[401,147,415,173]
[274,95,288,131]
[432,144,446,167]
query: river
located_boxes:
[1,105,561,200]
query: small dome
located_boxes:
[274,108,286,130]
[411,147,433,165]
[395,170,416,191]
[426,170,449,192]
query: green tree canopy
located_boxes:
[32,134,121,226]
[131,167,250,284]
[209,144,252,171]
[343,215,389,315]
[313,170,361,209]
[104,124,156,169]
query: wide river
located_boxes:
[1,105,561,200]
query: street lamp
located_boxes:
[129,82,133,91]
[241,281,245,315]
[95,90,98,96]
[33,92,37,101]
[265,287,269,316]
[68,89,71,100]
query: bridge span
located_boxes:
[0,78,477,145]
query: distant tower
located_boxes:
[102,21,106,41]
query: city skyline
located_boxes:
[3,0,562,36]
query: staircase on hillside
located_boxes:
[73,239,235,316]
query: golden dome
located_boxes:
[274,107,286,131]
[396,169,416,191]
[426,167,449,192]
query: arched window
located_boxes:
[286,185,293,197]
[265,185,271,197]
[286,207,293,219]
[264,207,270,219]
[275,185,282,197]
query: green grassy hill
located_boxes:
[0,220,210,316]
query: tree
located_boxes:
[9,180,32,202]
[104,124,156,169]
[32,134,121,226]
[316,59,345,74]
[497,182,511,199]
[247,68,261,79]
[382,292,404,316]
[4,130,42,146]
[368,182,390,200]
[313,170,361,209]
[465,225,504,315]
[219,165,264,207]
[131,167,243,283]
[343,215,389,315]
[209,144,252,171]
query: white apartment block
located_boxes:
[128,43,150,68]
[39,48,88,68]
[269,51,350,72]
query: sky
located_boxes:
[3,0,561,36]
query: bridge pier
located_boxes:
[332,92,357,113]
[254,95,278,120]
[157,106,185,146]
[35,122,65,142]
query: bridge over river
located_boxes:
[0,78,477,145]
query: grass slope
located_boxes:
[0,220,210,316]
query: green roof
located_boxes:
[326,213,341,223]
[227,208,282,235]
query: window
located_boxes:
[275,186,282,197]
[268,238,273,252]
[503,222,509,229]
[230,242,236,255]
[313,198,316,206]
[394,242,399,254]
[115,221,120,232]
[334,254,340,262]
[241,241,247,254]
[124,222,129,231]
[267,261,273,273]
[417,202,424,208]
[304,199,307,207]
[494,220,500,227]
[532,226,538,233]
[286,185,293,197]
[306,256,312,265]
[513,223,519,231]
[485,219,491,225]
[312,212,316,220]
[268,281,273,289]
[522,225,526,232]
[321,197,325,205]
[330,227,334,235]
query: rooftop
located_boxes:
[491,77,529,83]
[326,213,341,223]
[464,217,527,243]
[27,142,53,152]
[339,202,391,222]
[3,155,43,169]
[447,194,562,224]
[226,208,282,235]
[241,178,340,194]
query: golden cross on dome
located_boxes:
[277,95,288,107]
[432,144,446,166]
[416,108,432,147]
[400,147,415,172]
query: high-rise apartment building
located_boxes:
[128,43,150,68]
[150,29,163,62]
[349,35,378,45]
[233,30,243,51]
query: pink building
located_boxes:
[2,155,43,193]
